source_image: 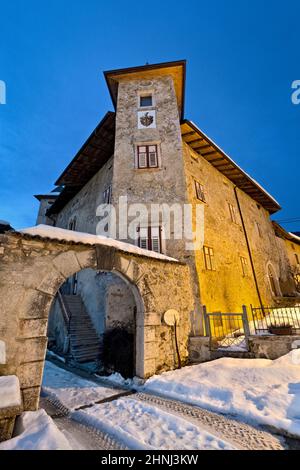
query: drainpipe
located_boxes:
[234,186,264,311]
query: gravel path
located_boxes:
[132,392,286,450]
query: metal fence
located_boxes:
[203,305,250,351]
[250,305,300,335]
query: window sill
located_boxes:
[138,106,156,112]
[134,167,162,173]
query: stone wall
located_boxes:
[0,231,194,413]
[183,142,296,316]
[248,335,300,360]
[55,155,114,233]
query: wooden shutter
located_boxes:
[151,226,161,253]
[139,227,148,250]
[148,145,158,168]
[195,181,205,202]
[103,185,112,204]
[138,146,147,168]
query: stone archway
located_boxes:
[0,227,194,412]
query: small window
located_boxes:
[103,185,112,204]
[203,246,215,270]
[137,145,158,169]
[228,203,238,224]
[140,95,153,107]
[138,226,161,253]
[195,181,206,202]
[240,256,248,277]
[68,217,77,231]
[295,253,300,265]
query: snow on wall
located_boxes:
[0,375,21,408]
[0,340,6,364]
[19,225,178,262]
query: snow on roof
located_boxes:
[19,225,179,263]
[289,232,300,243]
[0,375,21,409]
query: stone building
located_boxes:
[36,60,299,372]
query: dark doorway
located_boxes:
[102,328,135,378]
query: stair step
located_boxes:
[71,344,100,351]
[71,342,100,348]
[72,351,100,358]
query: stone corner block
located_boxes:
[188,335,211,363]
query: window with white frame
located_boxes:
[137,145,158,169]
[228,202,238,224]
[255,221,262,237]
[140,94,153,107]
[138,226,161,253]
[103,185,112,204]
[240,256,249,277]
[195,181,206,202]
[203,246,215,270]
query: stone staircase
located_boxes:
[63,294,101,363]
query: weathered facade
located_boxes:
[39,60,299,352]
[0,228,194,414]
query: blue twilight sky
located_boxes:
[0,0,299,230]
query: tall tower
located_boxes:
[104,61,189,258]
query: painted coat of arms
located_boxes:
[140,112,154,127]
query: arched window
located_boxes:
[267,264,280,297]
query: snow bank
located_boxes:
[73,397,235,450]
[0,410,71,450]
[143,351,300,437]
[0,375,21,408]
[20,225,177,262]
[0,340,6,364]
[42,361,123,410]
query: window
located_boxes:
[68,217,76,231]
[203,246,215,270]
[228,203,238,223]
[255,221,262,237]
[138,226,162,253]
[140,95,153,107]
[295,253,300,265]
[195,181,206,202]
[240,256,248,277]
[103,185,112,204]
[137,145,158,169]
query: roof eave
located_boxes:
[181,119,281,214]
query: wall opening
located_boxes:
[48,267,139,378]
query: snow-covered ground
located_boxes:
[0,375,21,408]
[42,361,124,410]
[72,397,235,450]
[0,410,71,450]
[143,351,300,438]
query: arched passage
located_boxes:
[0,227,194,412]
[48,267,143,378]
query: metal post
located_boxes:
[203,305,211,338]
